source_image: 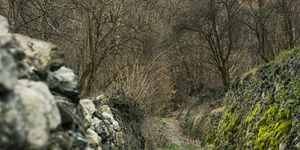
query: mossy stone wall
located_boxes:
[214,47,300,150]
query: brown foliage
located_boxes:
[2,0,300,115]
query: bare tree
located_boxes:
[274,0,300,50]
[175,0,244,91]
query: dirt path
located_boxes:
[162,118,201,150]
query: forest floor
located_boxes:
[160,118,204,150]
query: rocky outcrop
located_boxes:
[0,15,123,150]
[213,48,300,149]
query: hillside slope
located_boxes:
[213,48,300,149]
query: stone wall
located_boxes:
[0,15,123,150]
[213,47,300,149]
[178,47,300,150]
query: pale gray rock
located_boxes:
[102,112,113,123]
[80,99,96,115]
[99,105,112,116]
[84,101,124,150]
[82,104,92,127]
[0,93,26,150]
[94,121,104,135]
[86,129,101,148]
[15,79,61,149]
[0,33,64,74]
[112,120,120,131]
[91,117,101,127]
[0,15,8,36]
[47,66,80,103]
[0,49,18,93]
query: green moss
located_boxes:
[240,67,259,81]
[210,107,226,114]
[273,46,300,62]
[204,133,214,144]
[213,47,300,149]
[254,106,292,150]
[222,112,238,132]
[213,106,241,149]
[246,105,260,124]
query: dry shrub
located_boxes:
[104,93,146,150]
[142,118,167,149]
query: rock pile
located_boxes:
[80,97,124,150]
[0,15,123,150]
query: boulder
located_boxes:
[82,104,92,127]
[0,94,26,149]
[46,67,80,103]
[86,129,101,148]
[15,79,61,149]
[0,33,64,77]
[0,15,8,36]
[80,99,96,115]
[0,49,18,93]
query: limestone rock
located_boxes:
[46,67,80,103]
[102,112,113,123]
[86,129,101,148]
[91,117,101,127]
[94,121,104,135]
[0,33,64,75]
[0,94,26,150]
[82,104,92,127]
[80,99,96,115]
[55,96,76,125]
[99,105,113,116]
[15,79,61,149]
[0,15,8,36]
[112,120,120,131]
[0,49,18,93]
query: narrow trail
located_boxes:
[162,118,201,150]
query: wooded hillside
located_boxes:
[1,0,300,115]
